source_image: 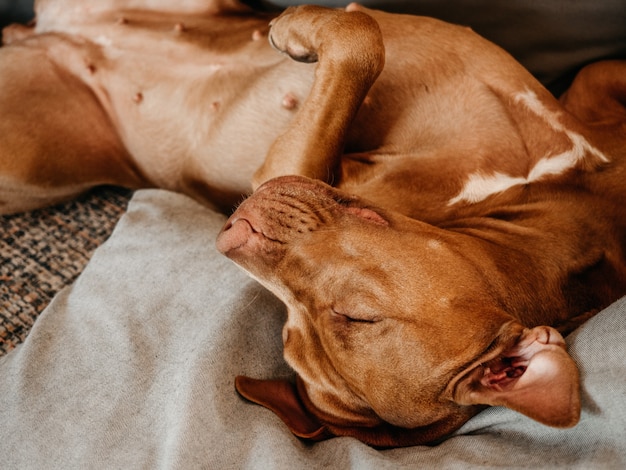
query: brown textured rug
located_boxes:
[0,187,132,356]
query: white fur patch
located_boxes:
[93,35,113,47]
[448,172,527,205]
[449,90,609,206]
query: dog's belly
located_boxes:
[104,53,315,201]
[32,11,316,205]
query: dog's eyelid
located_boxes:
[331,306,382,323]
[332,194,358,205]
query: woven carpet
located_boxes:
[0,187,132,356]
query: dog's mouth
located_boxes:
[216,175,390,269]
[217,176,327,256]
[216,177,312,257]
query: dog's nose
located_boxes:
[216,217,255,254]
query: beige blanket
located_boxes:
[1,189,625,469]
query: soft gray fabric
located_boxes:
[1,189,625,469]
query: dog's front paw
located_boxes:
[268,6,322,63]
[268,5,384,80]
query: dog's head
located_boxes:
[216,175,580,447]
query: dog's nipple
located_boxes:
[281,93,298,111]
[252,29,264,41]
[133,92,144,104]
[174,23,186,33]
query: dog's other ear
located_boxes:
[450,326,581,428]
[234,376,332,441]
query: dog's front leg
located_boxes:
[251,5,385,189]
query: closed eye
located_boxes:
[331,308,381,324]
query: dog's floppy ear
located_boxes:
[449,325,581,428]
[235,376,333,441]
[236,375,476,448]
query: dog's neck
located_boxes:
[444,184,626,331]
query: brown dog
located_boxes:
[2,0,626,448]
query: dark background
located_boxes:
[0,0,34,27]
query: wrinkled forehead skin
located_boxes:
[217,176,512,430]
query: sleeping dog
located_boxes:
[2,0,625,447]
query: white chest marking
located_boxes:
[449,90,609,206]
